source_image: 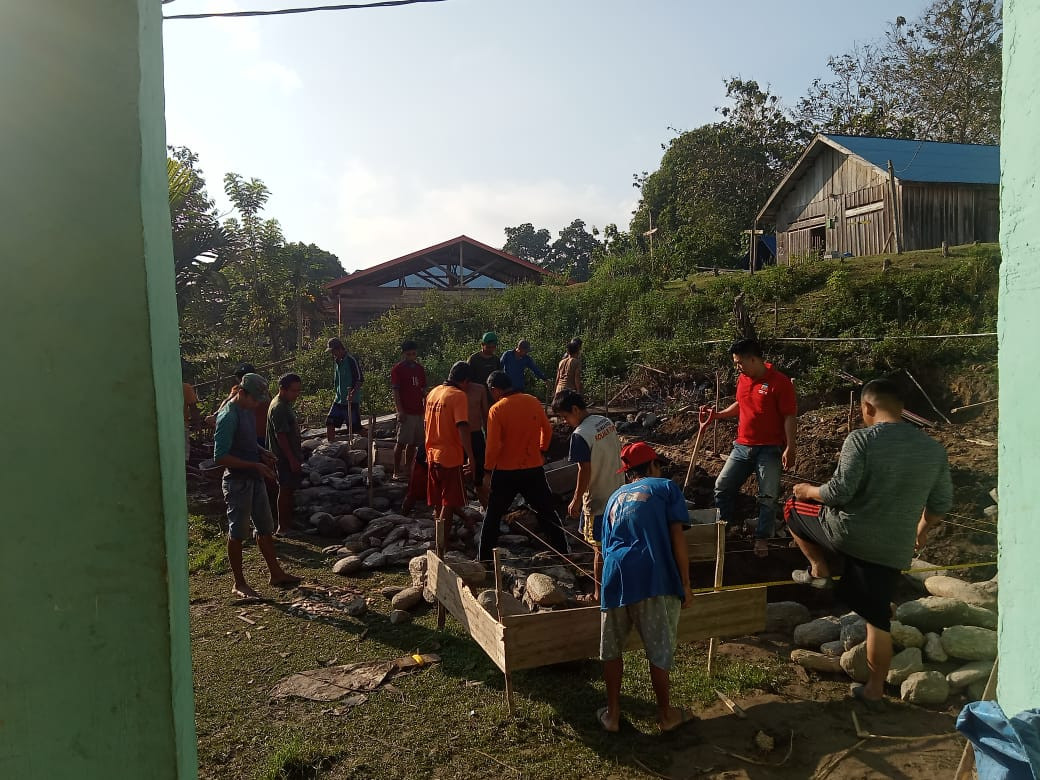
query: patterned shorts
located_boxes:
[600,595,682,669]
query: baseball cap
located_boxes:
[481,331,498,344]
[239,373,270,402]
[618,441,662,473]
[326,337,345,352]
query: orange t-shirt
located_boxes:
[485,392,552,472]
[424,383,469,468]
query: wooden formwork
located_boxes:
[428,522,767,713]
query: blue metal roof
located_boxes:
[823,134,999,185]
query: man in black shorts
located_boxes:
[786,378,952,708]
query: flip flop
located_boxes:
[659,706,697,733]
[849,683,885,711]
[791,568,834,590]
[596,706,620,733]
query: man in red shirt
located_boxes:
[701,339,797,557]
[391,340,427,480]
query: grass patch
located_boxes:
[262,736,342,780]
[188,514,228,574]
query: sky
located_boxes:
[162,0,928,272]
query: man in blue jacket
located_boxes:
[500,339,548,392]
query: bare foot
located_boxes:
[596,706,620,733]
[231,584,261,600]
[270,573,302,587]
[658,706,696,732]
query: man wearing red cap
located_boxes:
[597,442,695,734]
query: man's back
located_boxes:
[820,422,952,569]
[485,392,551,471]
[424,384,468,468]
[572,414,624,517]
[465,381,489,431]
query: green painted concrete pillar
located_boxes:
[998,0,1040,716]
[0,2,196,777]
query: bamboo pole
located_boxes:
[848,390,855,433]
[367,413,376,506]
[493,548,515,716]
[713,372,720,454]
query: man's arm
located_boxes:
[392,388,405,415]
[458,422,474,469]
[794,435,865,504]
[568,462,591,519]
[276,432,301,472]
[482,409,500,472]
[537,407,553,452]
[527,356,548,381]
[782,414,798,470]
[917,453,953,550]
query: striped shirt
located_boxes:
[819,421,952,570]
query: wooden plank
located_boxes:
[427,551,506,671]
[501,587,766,671]
[685,523,722,562]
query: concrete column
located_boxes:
[0,2,196,777]
[997,0,1040,715]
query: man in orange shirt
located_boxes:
[477,371,568,562]
[424,362,476,536]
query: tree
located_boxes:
[794,0,1001,144]
[548,219,601,281]
[630,79,804,274]
[280,242,344,349]
[503,223,552,264]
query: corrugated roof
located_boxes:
[824,134,999,184]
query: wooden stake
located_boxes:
[367,413,376,506]
[848,390,855,433]
[955,659,998,780]
[706,521,726,676]
[682,410,712,492]
[712,372,720,454]
[493,548,515,717]
[436,521,447,631]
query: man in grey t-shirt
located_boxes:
[785,378,952,708]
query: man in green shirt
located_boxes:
[467,331,501,395]
[325,337,364,442]
[787,378,952,708]
[267,373,304,537]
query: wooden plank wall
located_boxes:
[900,183,999,250]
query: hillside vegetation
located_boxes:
[273,243,998,422]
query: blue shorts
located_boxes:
[580,512,604,548]
[222,475,275,540]
[326,401,361,431]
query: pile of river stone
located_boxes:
[769,564,997,706]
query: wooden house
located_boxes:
[757,134,999,264]
[324,235,547,332]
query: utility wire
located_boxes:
[163,0,446,20]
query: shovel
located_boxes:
[682,407,714,492]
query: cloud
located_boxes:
[243,61,303,92]
[332,160,637,271]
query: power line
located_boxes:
[163,0,446,20]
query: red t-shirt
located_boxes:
[735,363,797,446]
[390,360,427,415]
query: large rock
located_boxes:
[317,513,342,537]
[790,649,843,674]
[895,597,973,632]
[764,601,811,634]
[840,641,869,683]
[840,617,867,650]
[525,573,566,607]
[444,552,486,587]
[820,640,845,658]
[309,511,334,529]
[890,621,925,649]
[409,555,428,588]
[345,450,369,467]
[312,441,349,459]
[372,497,391,511]
[905,558,946,585]
[364,517,397,539]
[900,671,950,705]
[340,533,368,554]
[961,604,998,630]
[354,507,385,523]
[923,632,948,663]
[924,576,998,611]
[337,514,364,535]
[947,660,994,691]
[362,552,389,569]
[391,586,424,611]
[381,525,409,547]
[389,609,412,625]
[477,589,529,617]
[332,555,363,576]
[308,454,348,476]
[886,647,924,686]
[941,626,997,661]
[344,597,367,617]
[793,616,842,648]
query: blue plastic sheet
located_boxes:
[956,701,1040,780]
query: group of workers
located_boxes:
[190,330,953,724]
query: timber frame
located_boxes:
[428,522,767,714]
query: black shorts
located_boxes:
[470,430,486,483]
[326,401,362,431]
[276,461,304,490]
[783,497,899,632]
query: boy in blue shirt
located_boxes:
[501,339,548,391]
[598,442,695,733]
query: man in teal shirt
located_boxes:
[325,337,364,442]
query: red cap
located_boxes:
[618,441,660,473]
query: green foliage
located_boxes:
[503,218,606,281]
[187,515,227,574]
[262,735,341,780]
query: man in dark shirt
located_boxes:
[787,378,952,708]
[468,331,502,392]
[267,373,304,538]
[215,373,301,599]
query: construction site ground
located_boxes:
[186,391,994,779]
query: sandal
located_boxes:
[849,683,885,711]
[791,568,834,590]
[596,706,620,733]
